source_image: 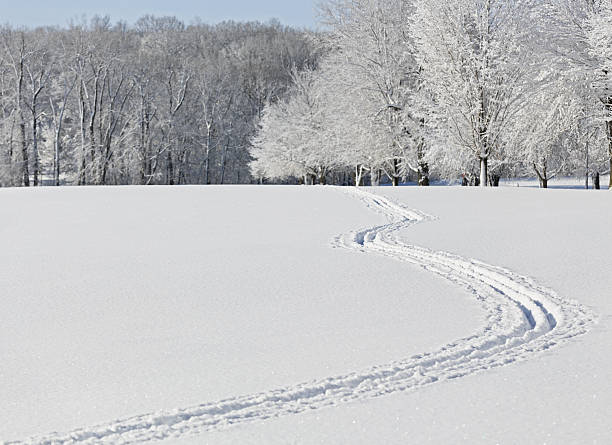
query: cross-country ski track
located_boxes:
[7,187,596,445]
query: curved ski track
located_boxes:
[8,187,595,445]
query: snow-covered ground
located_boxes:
[2,185,610,444]
[499,175,611,189]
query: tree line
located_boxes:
[1,2,610,190]
[0,16,318,186]
[250,0,612,189]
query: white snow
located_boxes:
[2,185,610,444]
[499,175,611,190]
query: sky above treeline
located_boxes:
[2,0,318,29]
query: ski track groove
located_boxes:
[6,187,596,445]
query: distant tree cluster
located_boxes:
[250,0,612,188]
[0,16,318,186]
[1,2,610,189]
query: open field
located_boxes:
[1,185,610,444]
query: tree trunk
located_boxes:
[418,164,430,186]
[32,117,39,186]
[17,38,29,187]
[7,116,16,186]
[139,99,148,185]
[533,161,548,189]
[100,140,111,185]
[318,171,326,185]
[479,158,488,187]
[355,165,363,186]
[584,140,590,190]
[20,118,29,186]
[204,147,211,185]
[391,158,400,186]
[371,169,380,186]
[89,121,97,184]
[167,150,174,185]
[18,94,29,186]
[178,148,188,185]
[607,104,612,189]
[79,84,87,185]
[220,140,228,184]
[54,136,61,186]
[594,172,600,190]
[491,175,500,187]
[417,141,429,186]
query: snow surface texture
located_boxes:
[6,187,596,445]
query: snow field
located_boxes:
[208,186,610,445]
[4,185,604,444]
[1,186,480,443]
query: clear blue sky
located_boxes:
[2,0,318,29]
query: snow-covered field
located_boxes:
[499,175,611,190]
[2,185,610,444]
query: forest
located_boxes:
[0,0,611,188]
[0,16,318,186]
[252,0,612,188]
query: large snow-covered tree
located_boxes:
[412,0,536,186]
[544,0,612,188]
[250,67,339,184]
[511,82,577,188]
[587,2,612,188]
[319,0,429,186]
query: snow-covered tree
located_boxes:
[544,0,612,188]
[412,0,537,186]
[511,83,576,188]
[319,0,428,186]
[250,67,338,184]
[0,18,319,186]
[587,2,612,188]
